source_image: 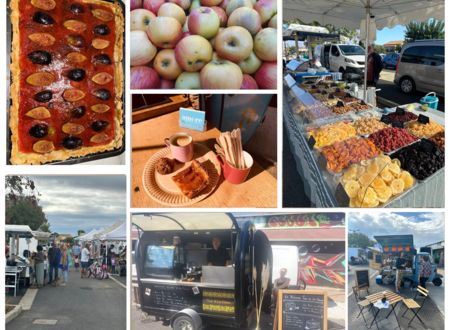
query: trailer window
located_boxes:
[144,245,174,277]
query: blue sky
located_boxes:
[376,25,406,45]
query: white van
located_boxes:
[316,44,366,75]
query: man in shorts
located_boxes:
[80,243,90,278]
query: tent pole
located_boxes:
[364,1,370,102]
[295,33,299,59]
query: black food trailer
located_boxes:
[133,213,273,330]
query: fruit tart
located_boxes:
[9,0,124,164]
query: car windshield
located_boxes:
[339,45,365,55]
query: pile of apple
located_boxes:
[130,0,277,89]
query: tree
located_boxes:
[39,222,51,233]
[405,19,444,42]
[374,45,386,54]
[349,232,375,248]
[5,176,48,230]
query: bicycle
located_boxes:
[87,260,108,280]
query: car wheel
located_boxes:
[172,315,199,330]
[400,77,415,94]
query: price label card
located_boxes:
[307,135,316,149]
[179,108,206,131]
[418,114,430,124]
[392,121,404,128]
[380,115,390,124]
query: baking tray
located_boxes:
[6,0,125,165]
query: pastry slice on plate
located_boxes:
[172,160,209,198]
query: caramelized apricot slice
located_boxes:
[67,34,86,47]
[66,52,87,63]
[92,38,110,49]
[92,72,113,85]
[26,72,55,86]
[28,33,55,46]
[63,20,87,33]
[31,0,56,10]
[33,140,54,154]
[90,133,110,144]
[91,9,114,21]
[91,104,110,113]
[62,123,85,135]
[63,89,86,102]
[25,106,51,119]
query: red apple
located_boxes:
[131,0,143,10]
[175,72,201,89]
[227,7,261,35]
[255,61,276,89]
[188,7,220,39]
[238,51,261,74]
[201,0,222,6]
[158,3,186,26]
[131,9,156,31]
[254,0,276,24]
[169,0,191,10]
[225,0,253,16]
[254,27,277,61]
[130,30,157,66]
[160,79,176,89]
[153,49,183,80]
[130,66,161,89]
[143,0,165,14]
[147,17,182,48]
[214,26,253,62]
[268,13,277,29]
[241,74,258,89]
[175,35,213,72]
[200,59,243,89]
[211,6,228,27]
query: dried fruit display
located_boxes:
[304,103,335,121]
[330,103,355,115]
[369,127,418,153]
[405,120,444,138]
[340,155,415,207]
[383,111,418,124]
[391,141,445,180]
[320,137,380,173]
[307,121,356,148]
[9,0,124,164]
[352,117,388,136]
[429,131,445,151]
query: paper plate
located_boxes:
[142,143,221,206]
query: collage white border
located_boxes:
[0,1,449,330]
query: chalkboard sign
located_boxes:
[147,284,201,310]
[277,290,327,330]
[355,270,370,289]
[392,121,404,128]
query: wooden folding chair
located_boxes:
[401,285,429,327]
[352,286,370,325]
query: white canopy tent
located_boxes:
[78,228,101,242]
[100,221,126,241]
[283,0,445,100]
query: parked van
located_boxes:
[394,40,444,96]
[133,213,273,330]
[315,44,366,75]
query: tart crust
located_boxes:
[9,0,124,165]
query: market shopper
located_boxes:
[81,243,91,278]
[107,244,115,273]
[72,241,81,272]
[60,244,69,286]
[367,44,383,87]
[48,242,61,285]
[207,237,231,266]
[395,252,407,292]
[419,255,433,288]
[34,245,45,288]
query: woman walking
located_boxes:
[419,255,433,288]
[60,244,69,286]
[35,245,45,288]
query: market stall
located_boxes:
[100,222,127,276]
[284,75,444,207]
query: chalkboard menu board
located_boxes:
[355,270,370,289]
[148,284,202,310]
[277,290,327,330]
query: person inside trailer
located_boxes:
[172,236,186,279]
[207,237,231,267]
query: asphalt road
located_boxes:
[348,265,445,330]
[7,270,126,330]
[377,69,444,111]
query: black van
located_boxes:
[133,213,273,330]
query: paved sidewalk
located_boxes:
[7,270,126,330]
